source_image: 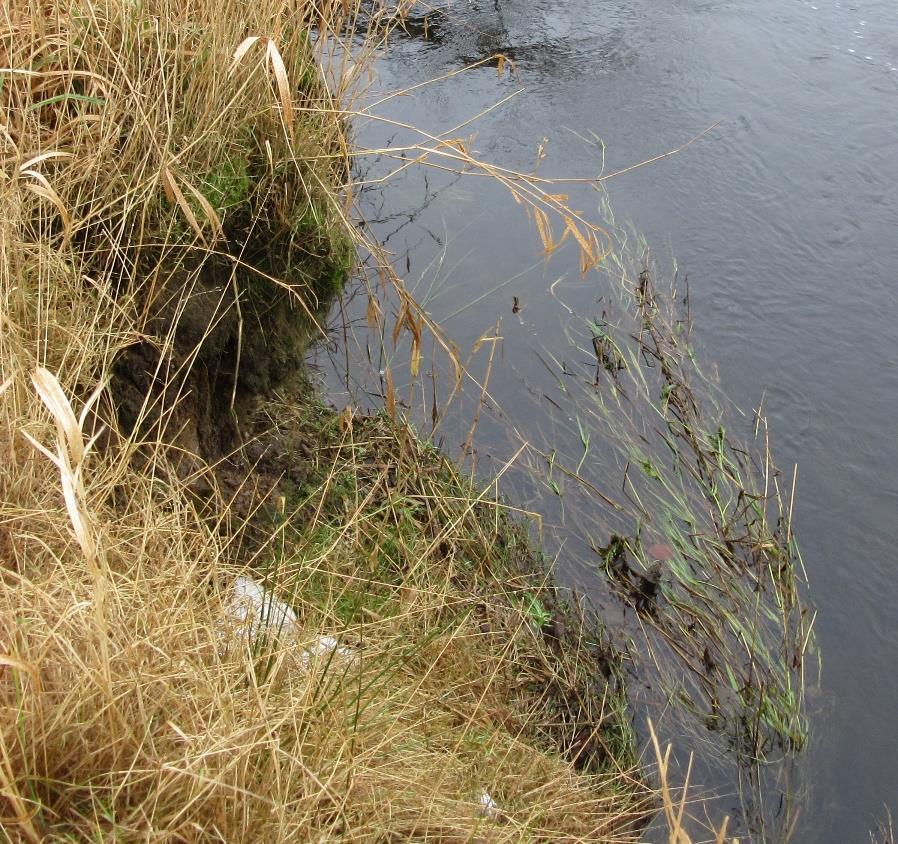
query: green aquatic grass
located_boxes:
[504,209,818,835]
[567,261,812,749]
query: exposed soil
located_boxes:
[111,201,349,493]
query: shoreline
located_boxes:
[0,2,653,838]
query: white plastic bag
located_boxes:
[221,575,356,672]
[226,574,298,641]
[477,790,499,819]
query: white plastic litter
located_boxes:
[226,575,298,641]
[297,634,356,671]
[477,790,499,819]
[221,575,356,673]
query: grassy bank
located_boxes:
[0,1,654,839]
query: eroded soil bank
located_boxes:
[110,207,643,783]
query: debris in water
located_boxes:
[646,542,674,561]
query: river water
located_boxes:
[325,1,898,839]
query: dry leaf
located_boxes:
[179,174,224,240]
[533,206,554,254]
[162,168,207,244]
[229,35,262,75]
[22,170,71,242]
[384,368,396,419]
[392,301,407,348]
[32,367,82,465]
[366,295,380,330]
[20,151,72,169]
[266,40,294,135]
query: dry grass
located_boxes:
[0,0,660,840]
[647,722,738,844]
[0,370,651,839]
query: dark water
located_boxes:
[326,1,898,839]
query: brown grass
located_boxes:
[0,0,665,840]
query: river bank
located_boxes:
[0,1,657,839]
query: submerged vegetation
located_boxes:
[538,227,816,835]
[543,226,815,759]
